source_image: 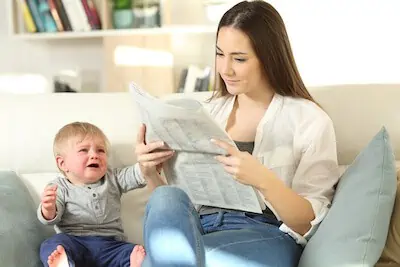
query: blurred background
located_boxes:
[1,0,399,95]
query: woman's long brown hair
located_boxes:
[212,0,315,103]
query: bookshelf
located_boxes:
[8,0,226,39]
[7,0,234,94]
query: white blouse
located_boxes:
[204,93,340,245]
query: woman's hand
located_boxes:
[135,124,174,180]
[212,139,271,190]
[213,139,315,234]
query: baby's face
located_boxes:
[61,135,108,185]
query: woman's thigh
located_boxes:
[202,212,302,267]
[204,228,302,267]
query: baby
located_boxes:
[38,122,146,267]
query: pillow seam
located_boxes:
[362,135,387,264]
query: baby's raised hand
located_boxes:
[41,184,58,220]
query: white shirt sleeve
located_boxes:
[279,116,340,245]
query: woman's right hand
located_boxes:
[135,124,174,180]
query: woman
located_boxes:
[135,1,340,266]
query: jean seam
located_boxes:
[189,204,205,267]
[206,234,285,254]
[244,216,268,225]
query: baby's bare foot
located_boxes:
[47,245,69,267]
[130,245,146,267]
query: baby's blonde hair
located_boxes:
[53,122,110,159]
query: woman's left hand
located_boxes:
[212,139,271,190]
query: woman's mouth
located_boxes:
[224,79,240,85]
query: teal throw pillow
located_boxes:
[0,171,52,267]
[299,127,397,267]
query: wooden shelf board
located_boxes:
[12,26,217,40]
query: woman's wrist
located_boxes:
[145,174,167,191]
[256,168,280,194]
[149,172,167,183]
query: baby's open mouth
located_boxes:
[87,163,99,168]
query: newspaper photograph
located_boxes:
[130,82,263,214]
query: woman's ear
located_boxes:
[56,155,68,172]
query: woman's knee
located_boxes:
[146,185,191,211]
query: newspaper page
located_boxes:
[130,82,263,214]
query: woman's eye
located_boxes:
[216,52,224,56]
[235,58,247,62]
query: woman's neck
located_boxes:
[236,88,274,111]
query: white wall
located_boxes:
[269,0,400,86]
[0,0,399,93]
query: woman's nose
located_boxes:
[222,59,234,76]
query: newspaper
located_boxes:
[130,82,263,214]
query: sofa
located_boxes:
[1,84,399,267]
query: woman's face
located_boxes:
[216,26,269,96]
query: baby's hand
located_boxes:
[41,184,57,220]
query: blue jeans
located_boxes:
[142,186,303,267]
[40,234,136,267]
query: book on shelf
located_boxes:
[177,65,213,93]
[18,0,37,33]
[26,0,46,32]
[62,0,91,31]
[18,0,101,33]
[82,0,102,30]
[48,0,65,31]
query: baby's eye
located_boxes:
[98,149,106,153]
[79,148,88,152]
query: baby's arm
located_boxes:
[37,183,64,225]
[41,184,57,220]
[112,165,147,193]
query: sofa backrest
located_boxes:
[309,84,400,165]
[0,84,399,174]
[1,84,399,246]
